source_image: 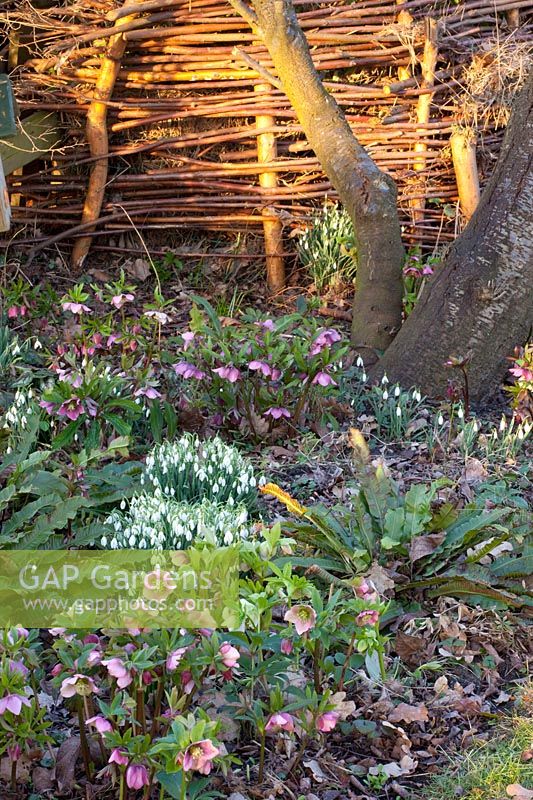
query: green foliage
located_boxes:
[170,298,348,441]
[0,434,141,550]
[282,451,532,608]
[296,203,357,293]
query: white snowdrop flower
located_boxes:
[518,428,524,440]
[6,446,12,455]
[383,390,389,401]
[20,416,27,428]
[473,420,480,432]
[499,417,507,432]
[396,406,402,417]
[34,339,42,350]
[120,500,126,510]
[361,372,367,382]
[381,374,389,385]
[457,407,464,420]
[394,386,401,398]
[438,414,444,426]
[356,356,364,368]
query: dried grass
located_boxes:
[458,34,533,128]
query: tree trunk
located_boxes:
[374,73,533,403]
[229,0,405,356]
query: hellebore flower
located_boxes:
[422,265,434,275]
[62,302,91,314]
[356,609,380,626]
[57,396,84,421]
[212,365,241,383]
[134,386,161,400]
[60,674,98,698]
[265,712,295,733]
[316,711,340,732]
[86,715,113,734]
[111,293,134,309]
[126,763,149,789]
[219,642,240,669]
[312,371,337,387]
[182,740,220,775]
[8,660,29,679]
[181,670,195,694]
[180,330,196,348]
[39,400,56,414]
[166,647,187,671]
[102,658,133,688]
[248,360,272,376]
[109,748,129,766]
[264,406,290,420]
[174,361,206,380]
[7,744,22,761]
[0,693,31,716]
[284,604,316,635]
[310,328,342,355]
[255,319,275,331]
[7,626,29,644]
[145,310,171,324]
[280,639,293,655]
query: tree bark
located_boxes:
[229,0,405,356]
[374,72,533,403]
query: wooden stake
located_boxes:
[0,157,10,233]
[396,0,413,82]
[450,127,480,223]
[255,83,285,293]
[411,17,439,223]
[71,8,137,271]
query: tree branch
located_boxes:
[227,0,261,33]
[232,47,281,89]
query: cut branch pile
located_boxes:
[2,0,532,268]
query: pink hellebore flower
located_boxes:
[62,302,91,314]
[284,604,317,635]
[182,739,220,775]
[181,330,196,349]
[126,764,150,790]
[50,663,63,678]
[109,748,129,766]
[111,293,134,309]
[0,693,31,716]
[86,715,113,734]
[181,670,195,694]
[265,712,295,733]
[102,658,133,689]
[174,361,206,380]
[213,365,241,383]
[87,648,103,667]
[312,371,337,387]
[7,626,29,644]
[39,400,56,415]
[316,711,340,732]
[7,306,18,319]
[510,366,533,382]
[219,642,240,669]
[422,265,434,275]
[280,639,293,655]
[60,674,98,698]
[264,406,290,420]
[255,319,275,331]
[356,609,380,626]
[249,360,272,377]
[7,744,22,762]
[134,386,161,400]
[166,647,187,672]
[310,328,342,355]
[8,659,29,678]
[57,396,84,421]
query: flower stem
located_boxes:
[136,685,146,735]
[313,639,322,692]
[78,698,93,781]
[258,730,266,783]
[338,629,357,692]
[10,758,17,790]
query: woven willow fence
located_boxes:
[2,0,533,278]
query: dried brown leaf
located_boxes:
[409,531,446,562]
[389,703,429,724]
